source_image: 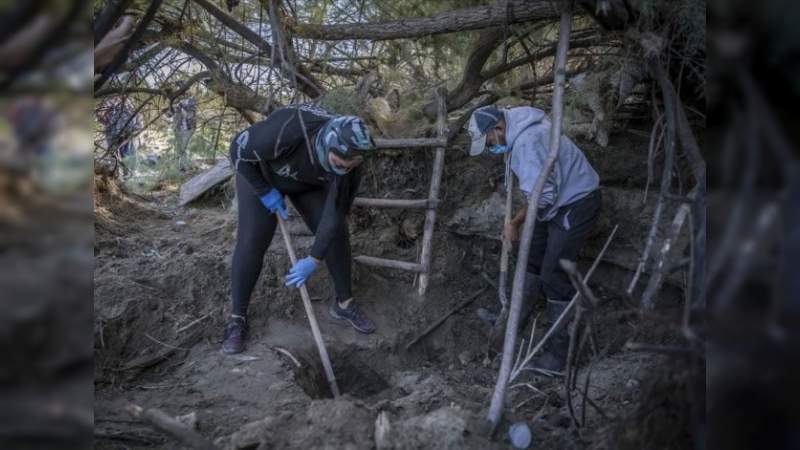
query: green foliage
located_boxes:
[318,87,362,115]
[634,0,705,57]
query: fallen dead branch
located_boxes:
[126,404,218,450]
[405,286,489,350]
[641,201,692,309]
[176,314,210,334]
[144,332,190,351]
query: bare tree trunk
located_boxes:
[284,0,559,41]
[486,0,574,434]
[94,0,163,91]
[93,0,134,45]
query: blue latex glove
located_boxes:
[260,188,289,220]
[285,256,319,288]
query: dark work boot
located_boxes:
[222,315,248,354]
[329,298,376,334]
[528,299,570,372]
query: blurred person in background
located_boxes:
[96,96,141,178]
[170,96,197,172]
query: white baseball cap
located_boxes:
[467,106,504,156]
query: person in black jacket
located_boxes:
[223,104,377,354]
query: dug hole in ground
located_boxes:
[94,131,695,449]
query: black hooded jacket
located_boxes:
[229,104,361,259]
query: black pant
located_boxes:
[231,174,353,316]
[527,190,602,302]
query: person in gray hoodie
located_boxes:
[468,105,601,372]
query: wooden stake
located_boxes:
[485,156,515,359]
[487,0,574,434]
[498,152,514,310]
[276,215,340,397]
[417,88,448,296]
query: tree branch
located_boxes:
[95,70,211,100]
[191,0,322,98]
[423,28,505,118]
[94,0,163,91]
[120,42,165,72]
[481,31,602,80]
[487,0,575,434]
[93,0,134,45]
[171,42,277,117]
[284,0,560,41]
[424,30,601,118]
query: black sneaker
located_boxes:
[329,299,376,334]
[222,316,248,354]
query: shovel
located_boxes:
[276,214,340,397]
[487,154,514,352]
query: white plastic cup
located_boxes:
[509,422,532,449]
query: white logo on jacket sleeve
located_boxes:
[236,130,249,151]
[275,163,299,181]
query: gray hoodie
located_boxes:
[505,106,599,221]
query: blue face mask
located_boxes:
[489,144,510,155]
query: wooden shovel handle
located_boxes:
[276,214,340,397]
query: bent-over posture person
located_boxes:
[468,106,601,371]
[223,104,377,354]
